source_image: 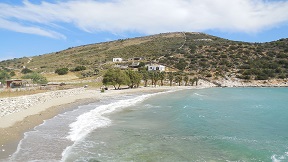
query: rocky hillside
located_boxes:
[1,32,288,81]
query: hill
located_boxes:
[1,32,288,82]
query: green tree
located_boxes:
[190,77,198,86]
[184,75,189,86]
[135,72,142,88]
[154,71,160,87]
[189,78,194,86]
[194,77,199,86]
[0,71,10,83]
[149,71,160,87]
[22,72,48,84]
[175,75,183,86]
[142,71,149,87]
[102,69,117,89]
[153,71,160,86]
[115,70,130,89]
[126,69,141,88]
[159,72,166,86]
[102,69,130,89]
[168,72,174,86]
[149,71,155,86]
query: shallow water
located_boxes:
[3,88,288,162]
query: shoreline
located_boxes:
[0,81,287,159]
[0,86,198,159]
[0,98,96,159]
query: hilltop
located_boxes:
[0,32,288,84]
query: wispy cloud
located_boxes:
[0,18,66,39]
[0,0,288,38]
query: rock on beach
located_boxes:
[0,88,86,117]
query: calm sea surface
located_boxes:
[3,88,288,162]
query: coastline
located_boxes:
[0,85,201,159]
[0,98,95,159]
[1,78,286,159]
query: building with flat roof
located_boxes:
[147,64,166,72]
[112,58,123,62]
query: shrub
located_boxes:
[21,68,33,74]
[81,71,94,78]
[237,75,250,80]
[100,88,105,93]
[10,71,16,77]
[55,68,69,75]
[175,59,187,71]
[278,74,286,79]
[73,66,86,71]
[206,73,212,77]
[22,73,48,84]
[255,73,269,80]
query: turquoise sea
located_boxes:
[3,88,288,162]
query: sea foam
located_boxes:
[271,152,288,162]
[66,90,172,142]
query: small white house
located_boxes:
[113,58,123,62]
[147,64,166,72]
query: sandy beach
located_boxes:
[1,76,287,159]
[0,77,287,160]
[0,82,214,159]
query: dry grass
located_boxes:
[44,72,79,82]
[0,89,50,98]
[72,81,102,89]
[0,83,82,98]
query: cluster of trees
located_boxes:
[102,68,199,89]
[102,69,141,89]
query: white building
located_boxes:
[147,64,166,72]
[113,58,123,62]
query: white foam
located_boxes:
[271,155,281,162]
[271,152,288,162]
[194,93,204,96]
[61,90,177,161]
[66,91,172,142]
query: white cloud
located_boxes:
[0,0,288,38]
[0,18,66,39]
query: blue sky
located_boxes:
[1,0,288,61]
